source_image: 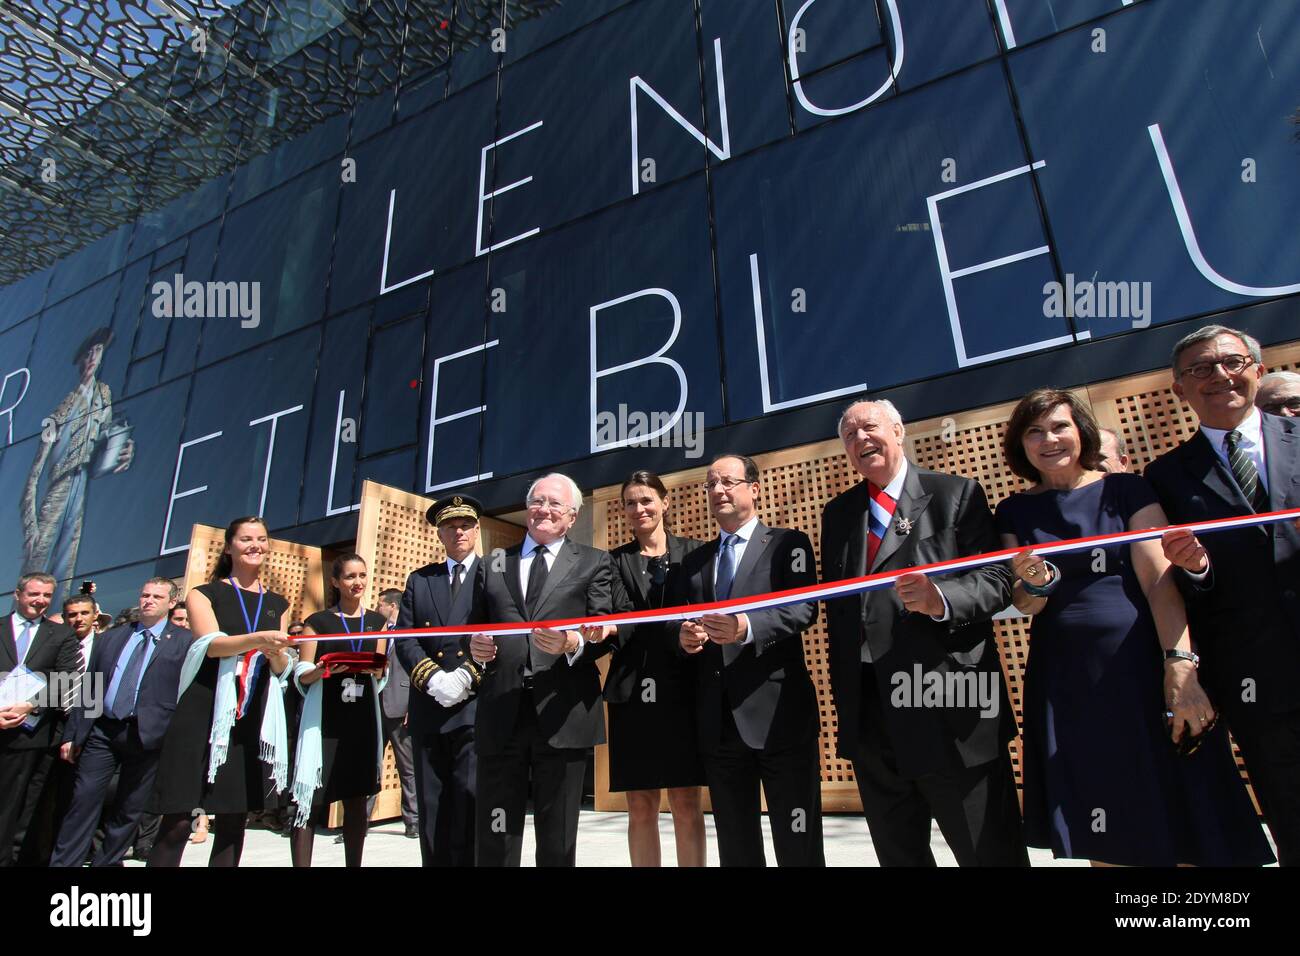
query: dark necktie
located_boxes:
[450,562,464,603]
[715,534,737,601]
[525,547,549,619]
[1226,430,1268,512]
[110,631,153,719]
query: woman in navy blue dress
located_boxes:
[995,388,1272,866]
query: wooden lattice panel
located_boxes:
[351,480,524,823]
[591,338,1300,814]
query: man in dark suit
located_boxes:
[394,497,487,866]
[0,572,81,866]
[469,474,616,866]
[49,577,192,867]
[676,453,823,866]
[821,399,1027,866]
[1146,324,1300,865]
[374,588,418,840]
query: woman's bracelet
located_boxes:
[1021,562,1061,597]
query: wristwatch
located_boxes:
[1163,648,1200,668]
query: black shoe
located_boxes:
[404,826,419,839]
[333,833,345,844]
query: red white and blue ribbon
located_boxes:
[300,507,1300,643]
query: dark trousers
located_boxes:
[0,747,47,867]
[414,725,476,866]
[476,695,586,867]
[367,715,417,828]
[1230,706,1300,867]
[17,748,76,866]
[703,705,825,867]
[50,720,160,868]
[852,666,1028,867]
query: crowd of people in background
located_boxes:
[3,323,1296,868]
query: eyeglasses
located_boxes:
[1260,397,1300,415]
[1177,354,1254,380]
[705,476,749,491]
[526,496,573,514]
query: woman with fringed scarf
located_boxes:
[288,554,387,867]
[146,516,295,866]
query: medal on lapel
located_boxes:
[895,517,913,536]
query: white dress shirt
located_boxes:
[1201,407,1268,495]
[447,553,477,593]
[519,535,584,664]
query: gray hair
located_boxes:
[1099,427,1127,459]
[1261,370,1300,387]
[526,472,584,514]
[836,397,904,438]
[1171,324,1262,377]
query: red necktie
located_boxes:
[866,482,896,569]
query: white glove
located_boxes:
[445,666,473,697]
[427,668,471,708]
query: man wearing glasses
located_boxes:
[468,473,618,866]
[1258,371,1300,418]
[1146,324,1300,865]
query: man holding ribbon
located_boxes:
[820,399,1027,866]
[1147,324,1300,865]
[676,453,824,866]
[469,473,616,867]
[395,495,487,866]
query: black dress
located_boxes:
[995,474,1273,866]
[149,581,290,815]
[606,534,706,792]
[300,609,385,811]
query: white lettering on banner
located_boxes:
[249,405,304,518]
[379,188,439,295]
[995,0,1136,50]
[788,0,904,117]
[629,37,731,196]
[925,159,1087,366]
[748,253,865,412]
[476,121,545,257]
[1148,122,1300,297]
[326,389,360,516]
[589,289,688,454]
[160,431,223,555]
[0,367,31,445]
[425,339,500,493]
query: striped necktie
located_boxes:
[867,483,896,568]
[1226,430,1268,512]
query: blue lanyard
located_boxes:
[336,608,366,653]
[228,578,265,635]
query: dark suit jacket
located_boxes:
[604,533,701,705]
[0,615,80,751]
[65,622,193,751]
[476,538,617,755]
[821,466,1015,778]
[395,557,486,737]
[675,523,819,753]
[1143,413,1300,722]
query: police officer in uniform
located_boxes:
[394,496,486,866]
